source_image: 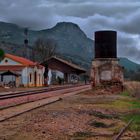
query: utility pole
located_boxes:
[24,28,29,59]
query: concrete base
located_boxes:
[90,58,124,87]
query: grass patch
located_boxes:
[130,101,140,109]
[120,90,140,109]
[121,91,130,96]
[89,111,118,119]
[111,97,140,110]
[89,120,112,128]
[121,114,140,131]
[112,100,132,110]
[72,131,93,139]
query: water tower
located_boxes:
[90,30,124,87]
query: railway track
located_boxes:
[0,84,84,100]
[0,84,90,110]
[0,84,91,122]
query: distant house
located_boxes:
[41,56,86,85]
[0,54,45,87]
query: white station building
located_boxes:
[0,53,45,87]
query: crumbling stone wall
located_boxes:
[91,58,124,87]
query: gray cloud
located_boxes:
[119,9,140,34]
[53,3,140,18]
[0,0,55,29]
[44,0,140,3]
[118,45,140,63]
[117,32,140,63]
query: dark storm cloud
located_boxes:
[119,9,140,34]
[44,0,140,3]
[117,32,140,62]
[0,0,140,63]
[52,2,140,18]
[0,0,55,29]
[0,0,140,33]
[119,45,140,62]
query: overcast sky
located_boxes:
[0,0,140,63]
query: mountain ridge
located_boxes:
[0,21,139,71]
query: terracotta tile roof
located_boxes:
[5,53,36,66]
[4,54,44,69]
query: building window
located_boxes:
[29,73,32,83]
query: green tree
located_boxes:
[0,48,5,61]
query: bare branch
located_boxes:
[32,38,57,62]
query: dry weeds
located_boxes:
[124,81,140,98]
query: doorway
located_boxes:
[34,71,37,86]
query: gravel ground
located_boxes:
[0,88,139,140]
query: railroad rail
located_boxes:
[0,84,86,100]
[0,84,90,110]
[0,84,91,122]
[113,119,134,140]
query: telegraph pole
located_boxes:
[24,28,29,59]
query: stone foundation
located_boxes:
[90,58,124,87]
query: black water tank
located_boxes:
[95,30,117,58]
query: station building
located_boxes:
[0,53,45,87]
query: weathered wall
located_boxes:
[91,58,124,87]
